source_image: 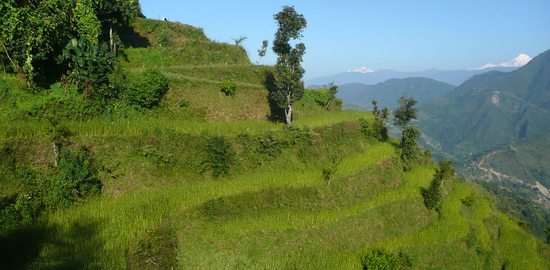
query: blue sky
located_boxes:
[140,0,550,79]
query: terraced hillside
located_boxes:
[1,18,549,269]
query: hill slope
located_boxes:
[1,18,549,270]
[336,77,455,110]
[418,49,550,225]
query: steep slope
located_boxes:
[336,77,455,109]
[418,49,550,202]
[1,18,549,270]
[120,18,273,121]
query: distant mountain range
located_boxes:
[334,77,455,110]
[417,49,550,204]
[307,54,531,86]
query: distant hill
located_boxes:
[334,77,455,110]
[307,66,518,86]
[418,49,550,202]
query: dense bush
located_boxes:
[219,79,237,96]
[421,161,454,212]
[360,118,388,141]
[58,38,117,95]
[126,69,169,108]
[206,136,235,178]
[304,86,342,111]
[44,147,102,209]
[361,249,412,270]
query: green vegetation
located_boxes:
[219,78,237,96]
[126,69,169,108]
[272,6,307,125]
[1,2,548,269]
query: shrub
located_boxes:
[360,118,388,141]
[219,79,237,96]
[44,147,102,209]
[179,99,190,108]
[0,205,21,233]
[361,249,399,270]
[206,136,235,178]
[58,38,117,95]
[127,69,169,108]
[361,249,412,270]
[139,145,173,164]
[421,161,454,212]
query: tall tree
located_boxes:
[393,95,418,128]
[271,6,307,125]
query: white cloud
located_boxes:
[477,53,532,70]
[348,66,375,73]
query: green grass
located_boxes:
[1,17,549,270]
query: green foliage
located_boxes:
[257,39,268,62]
[58,38,117,94]
[305,84,341,111]
[399,126,420,171]
[272,6,307,124]
[393,95,417,127]
[421,161,454,212]
[360,118,388,141]
[0,204,20,233]
[139,145,173,164]
[25,83,97,120]
[44,147,102,209]
[74,0,101,45]
[126,69,169,108]
[178,99,190,108]
[361,249,412,270]
[158,29,172,48]
[206,136,235,178]
[219,79,237,96]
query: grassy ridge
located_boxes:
[1,18,548,270]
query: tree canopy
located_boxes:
[271,6,307,125]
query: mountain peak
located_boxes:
[348,66,375,73]
[477,53,532,70]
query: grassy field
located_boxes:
[1,17,549,270]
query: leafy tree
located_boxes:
[257,39,268,64]
[90,0,142,54]
[393,95,418,127]
[421,161,454,212]
[399,126,420,170]
[271,6,307,125]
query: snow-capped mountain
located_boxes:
[476,53,532,70]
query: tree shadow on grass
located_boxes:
[263,70,285,123]
[0,219,104,269]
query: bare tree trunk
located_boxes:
[285,92,292,125]
[53,142,59,168]
[0,40,18,71]
[109,25,114,53]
